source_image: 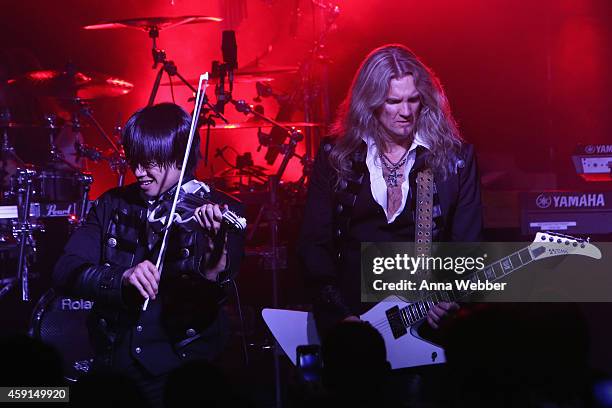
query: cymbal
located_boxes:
[83,15,222,32]
[0,121,44,129]
[237,64,298,76]
[7,69,134,100]
[213,121,322,130]
[161,74,274,87]
[161,61,297,88]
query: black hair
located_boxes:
[122,103,200,175]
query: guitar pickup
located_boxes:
[386,305,408,339]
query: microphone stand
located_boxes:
[146,24,231,130]
[231,99,306,408]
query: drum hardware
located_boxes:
[44,114,78,171]
[231,99,305,184]
[229,99,310,408]
[85,17,222,107]
[0,202,81,220]
[234,62,298,77]
[76,173,93,223]
[29,288,95,382]
[7,64,132,185]
[0,278,16,299]
[76,102,128,186]
[213,148,269,192]
[11,167,39,302]
[82,15,222,32]
[162,73,274,86]
[0,163,91,302]
[0,108,27,186]
[84,17,229,171]
[6,66,134,100]
[209,120,322,130]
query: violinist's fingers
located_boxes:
[212,204,223,233]
[204,204,215,231]
[194,205,206,229]
[139,272,157,299]
[128,273,150,300]
[142,260,160,283]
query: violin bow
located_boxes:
[143,73,209,311]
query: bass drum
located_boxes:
[29,289,95,381]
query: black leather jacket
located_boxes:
[53,182,244,375]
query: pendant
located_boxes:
[386,169,402,187]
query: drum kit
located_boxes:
[0,13,336,381]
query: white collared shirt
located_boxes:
[363,133,429,223]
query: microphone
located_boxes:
[289,0,300,38]
[221,30,238,70]
[215,31,238,114]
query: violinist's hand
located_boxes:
[121,260,160,300]
[194,203,226,235]
[203,234,229,282]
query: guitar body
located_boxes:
[263,295,445,369]
[360,295,445,369]
[263,233,601,370]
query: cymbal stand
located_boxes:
[12,168,41,302]
[44,114,84,173]
[296,1,340,161]
[144,25,228,168]
[0,108,26,167]
[77,173,93,224]
[76,100,128,186]
[146,25,230,123]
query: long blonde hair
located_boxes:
[329,44,463,184]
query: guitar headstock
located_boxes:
[529,232,602,260]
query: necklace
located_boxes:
[379,148,410,187]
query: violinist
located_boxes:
[53,103,244,407]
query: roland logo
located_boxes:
[552,193,605,208]
[61,298,94,311]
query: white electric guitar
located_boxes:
[263,232,601,369]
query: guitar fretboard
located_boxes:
[398,246,539,327]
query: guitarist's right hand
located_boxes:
[342,315,362,323]
[427,302,459,329]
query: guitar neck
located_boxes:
[399,245,537,326]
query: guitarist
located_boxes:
[298,44,483,338]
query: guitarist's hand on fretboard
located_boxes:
[427,302,460,329]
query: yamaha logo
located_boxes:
[535,194,552,209]
[536,193,605,209]
[61,298,94,311]
[584,144,612,154]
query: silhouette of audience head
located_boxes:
[164,359,240,407]
[0,334,63,386]
[70,369,148,408]
[444,303,589,407]
[322,320,390,395]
